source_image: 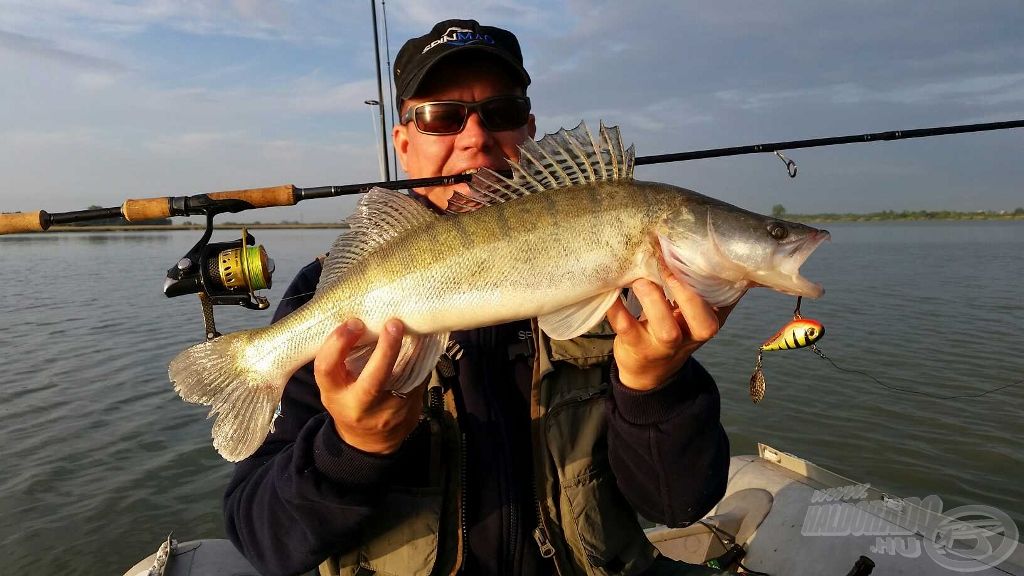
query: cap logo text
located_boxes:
[422,27,495,54]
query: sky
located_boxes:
[1,0,1021,223]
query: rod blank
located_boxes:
[2,118,1020,235]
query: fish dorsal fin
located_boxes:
[455,121,635,211]
[317,187,437,294]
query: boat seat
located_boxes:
[647,488,774,565]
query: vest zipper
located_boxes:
[532,515,556,558]
[529,320,558,563]
[531,477,555,559]
[459,431,468,568]
[508,489,519,576]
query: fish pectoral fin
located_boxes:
[623,288,643,318]
[344,343,374,375]
[675,271,748,309]
[539,289,622,341]
[385,331,450,394]
[658,234,748,308]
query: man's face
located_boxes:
[393,57,536,210]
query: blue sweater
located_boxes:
[223,260,730,576]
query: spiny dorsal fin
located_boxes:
[454,121,635,212]
[317,187,437,294]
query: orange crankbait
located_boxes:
[750,298,825,404]
[760,317,824,352]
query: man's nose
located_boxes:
[456,111,494,150]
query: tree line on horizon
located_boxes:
[771,204,1024,222]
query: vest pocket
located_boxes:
[323,411,462,576]
[562,466,653,573]
[546,390,655,575]
[356,486,444,576]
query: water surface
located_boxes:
[0,222,1021,574]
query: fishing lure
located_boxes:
[760,317,824,352]
[750,298,825,403]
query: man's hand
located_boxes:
[313,318,424,454]
[607,272,739,391]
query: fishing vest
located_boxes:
[317,320,660,576]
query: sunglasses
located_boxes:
[401,96,531,135]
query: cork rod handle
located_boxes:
[0,211,49,234]
[206,185,296,208]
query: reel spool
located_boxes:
[213,234,272,292]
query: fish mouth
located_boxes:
[758,229,831,298]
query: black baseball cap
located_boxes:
[393,19,531,111]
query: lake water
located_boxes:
[1,221,1022,574]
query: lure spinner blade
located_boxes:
[750,357,766,404]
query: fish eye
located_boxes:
[806,327,816,338]
[768,222,789,240]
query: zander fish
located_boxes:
[169,122,830,461]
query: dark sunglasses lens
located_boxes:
[415,103,467,134]
[480,98,530,131]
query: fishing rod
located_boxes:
[1,118,1019,336]
[2,118,1020,236]
[633,118,1024,166]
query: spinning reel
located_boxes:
[163,212,274,340]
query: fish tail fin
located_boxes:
[168,326,286,462]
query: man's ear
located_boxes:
[527,114,537,139]
[393,123,410,172]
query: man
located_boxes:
[224,19,732,576]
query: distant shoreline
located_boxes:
[787,211,1024,223]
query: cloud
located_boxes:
[713,72,1024,110]
[884,73,1024,106]
[0,29,126,71]
[395,0,555,30]
[537,96,713,138]
[0,0,1020,218]
[0,0,364,45]
[286,77,382,114]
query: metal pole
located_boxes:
[369,0,390,180]
[382,0,399,175]
[364,99,387,181]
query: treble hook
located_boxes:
[775,150,798,178]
